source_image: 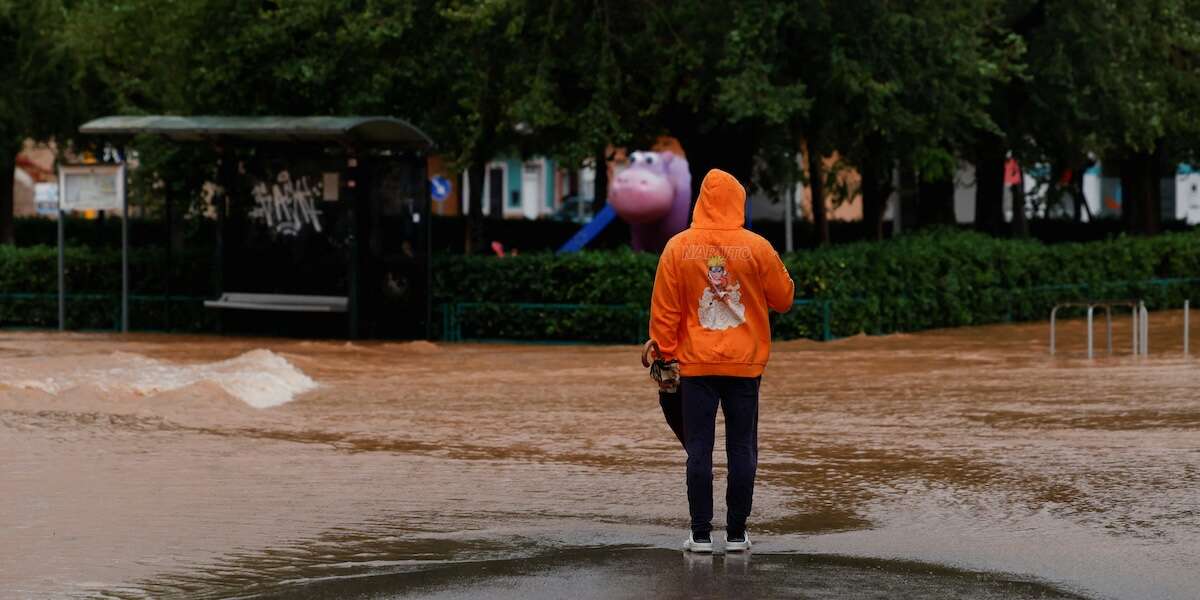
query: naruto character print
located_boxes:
[698,255,746,330]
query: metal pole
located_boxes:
[346,154,359,340]
[1181,298,1190,354]
[1140,301,1149,356]
[57,206,64,331]
[164,188,173,331]
[1087,306,1094,360]
[784,186,794,253]
[424,156,433,341]
[120,163,129,333]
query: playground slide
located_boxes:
[557,198,750,254]
[558,205,617,253]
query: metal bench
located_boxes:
[204,293,348,313]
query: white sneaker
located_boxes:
[725,531,752,552]
[683,533,713,553]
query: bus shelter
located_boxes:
[79,115,435,339]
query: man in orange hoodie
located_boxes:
[649,169,795,553]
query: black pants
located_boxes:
[680,375,760,537]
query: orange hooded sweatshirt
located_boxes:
[649,169,795,378]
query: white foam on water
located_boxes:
[1,349,317,408]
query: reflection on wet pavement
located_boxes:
[1,312,1197,599]
[252,548,1089,600]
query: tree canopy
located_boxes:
[5,0,1200,246]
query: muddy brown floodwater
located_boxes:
[1,312,1197,599]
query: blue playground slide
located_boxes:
[558,205,617,253]
[557,198,751,254]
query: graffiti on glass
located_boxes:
[250,171,324,235]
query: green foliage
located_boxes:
[4,231,1200,339]
[0,244,212,330]
[0,0,79,149]
[435,230,1200,341]
[434,247,660,305]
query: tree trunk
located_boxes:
[1010,177,1029,237]
[465,161,485,254]
[860,162,889,242]
[1118,150,1160,235]
[917,177,956,226]
[860,168,883,242]
[0,146,15,245]
[593,147,608,212]
[859,134,890,241]
[808,145,829,246]
[973,143,1005,234]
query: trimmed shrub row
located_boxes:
[436,229,1200,340]
[3,229,1199,338]
[0,245,213,331]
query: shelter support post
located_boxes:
[164,189,173,330]
[121,162,129,333]
[215,150,234,334]
[57,208,64,331]
[346,155,361,340]
[423,157,433,340]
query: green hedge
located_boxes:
[5,229,1200,339]
[436,229,1200,341]
[0,244,213,330]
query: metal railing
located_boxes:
[1050,300,1143,358]
[1050,299,1191,358]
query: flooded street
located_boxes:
[1,312,1197,599]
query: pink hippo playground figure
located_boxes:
[608,150,692,252]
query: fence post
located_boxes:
[1087,305,1094,360]
[1185,300,1191,356]
[1140,301,1149,356]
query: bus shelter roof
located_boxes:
[79,115,433,150]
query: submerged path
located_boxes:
[0,313,1196,599]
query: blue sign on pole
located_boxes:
[430,175,451,202]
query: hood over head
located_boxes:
[691,169,745,229]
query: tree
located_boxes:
[974,0,1200,237]
[68,0,444,219]
[713,0,1010,242]
[0,0,78,244]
